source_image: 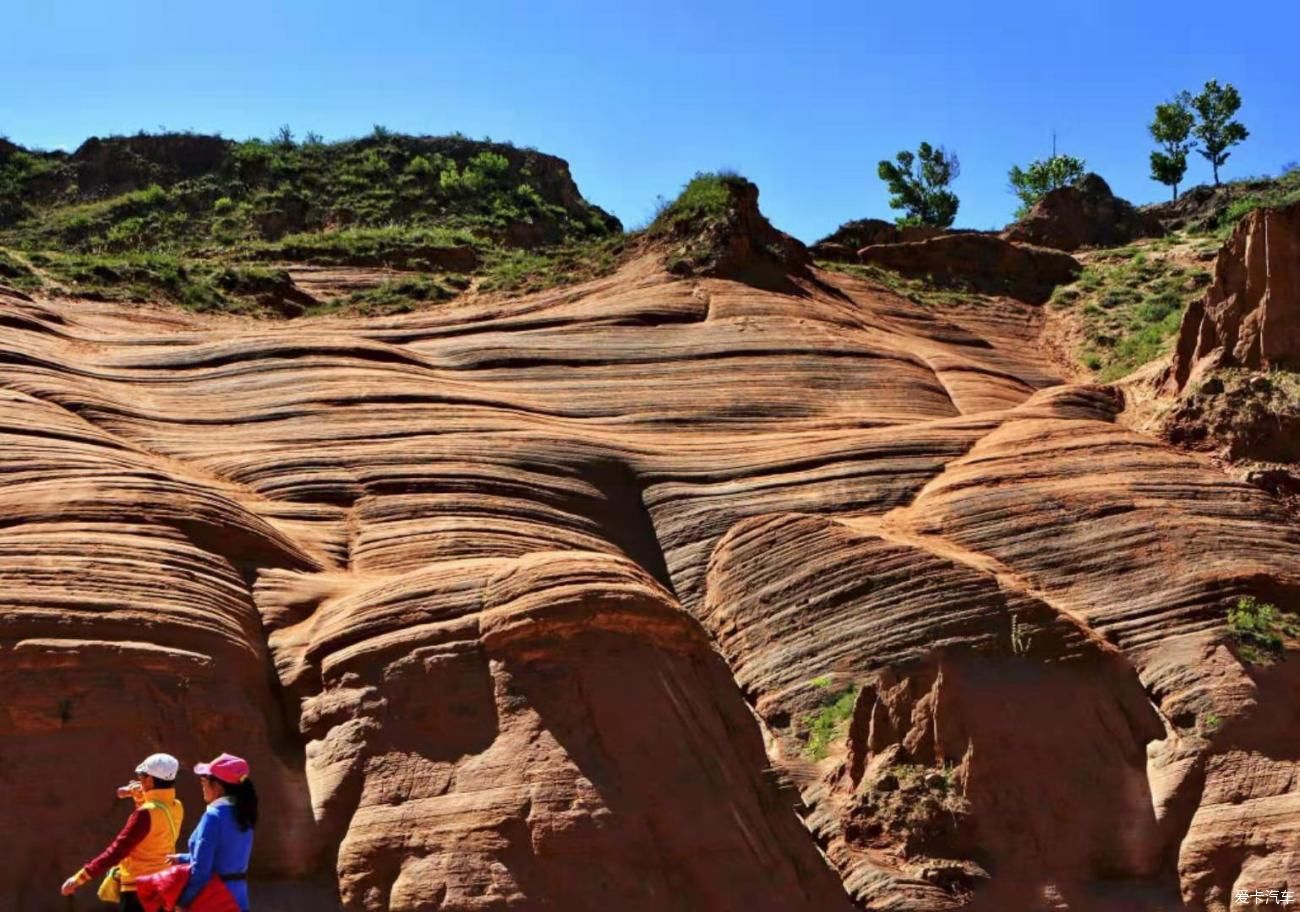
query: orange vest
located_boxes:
[120,788,184,890]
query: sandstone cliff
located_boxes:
[1165,200,1300,392]
[1,185,1297,912]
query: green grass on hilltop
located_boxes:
[0,129,629,313]
[651,171,748,230]
[0,130,617,255]
[1216,168,1300,233]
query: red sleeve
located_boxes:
[83,808,151,878]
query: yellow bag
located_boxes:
[94,800,176,903]
[97,865,122,903]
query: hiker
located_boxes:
[169,753,257,912]
[60,753,184,911]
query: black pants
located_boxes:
[119,892,145,912]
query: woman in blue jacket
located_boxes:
[170,753,257,912]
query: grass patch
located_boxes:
[343,275,457,315]
[234,225,479,268]
[478,235,625,294]
[0,247,43,291]
[1216,169,1300,233]
[1063,243,1210,380]
[817,259,990,309]
[1227,596,1299,665]
[803,679,859,760]
[38,251,234,311]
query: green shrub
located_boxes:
[470,150,510,176]
[1227,596,1299,664]
[803,680,859,760]
[404,155,434,177]
[105,217,148,250]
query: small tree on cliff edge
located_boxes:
[1149,93,1195,201]
[877,143,960,227]
[1190,80,1248,186]
[1007,153,1086,218]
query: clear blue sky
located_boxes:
[5,0,1298,240]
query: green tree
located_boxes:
[876,142,959,227]
[1189,80,1248,186]
[1149,93,1195,201]
[1007,153,1086,218]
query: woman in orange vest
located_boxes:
[61,753,185,911]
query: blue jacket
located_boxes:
[175,796,254,910]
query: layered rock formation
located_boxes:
[2,194,1298,912]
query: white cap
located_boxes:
[135,753,180,781]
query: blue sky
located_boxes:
[5,0,1298,240]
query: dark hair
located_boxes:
[206,776,259,831]
[149,777,176,789]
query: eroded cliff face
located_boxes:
[1166,200,1300,392]
[1,212,1298,911]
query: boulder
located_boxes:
[857,233,1080,303]
[1003,173,1165,251]
[1165,200,1300,392]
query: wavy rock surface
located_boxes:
[1,237,1297,911]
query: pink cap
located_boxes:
[193,753,250,785]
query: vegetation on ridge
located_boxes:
[0,129,616,251]
[1214,166,1300,232]
[0,128,625,314]
[1049,239,1213,381]
[650,170,749,229]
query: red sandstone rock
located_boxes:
[1,229,1296,912]
[857,232,1081,303]
[1166,200,1300,392]
[1003,173,1165,252]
